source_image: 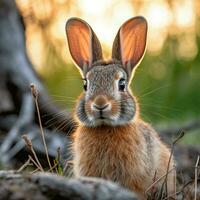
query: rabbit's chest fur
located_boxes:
[73,122,161,194]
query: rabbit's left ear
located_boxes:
[112,17,147,78]
[65,18,103,75]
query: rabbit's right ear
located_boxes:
[65,18,103,74]
[112,17,147,79]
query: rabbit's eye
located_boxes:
[83,79,87,91]
[118,78,126,91]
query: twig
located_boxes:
[162,178,200,200]
[151,171,157,193]
[30,83,53,172]
[28,155,42,170]
[48,162,58,173]
[22,135,44,171]
[173,164,177,200]
[172,130,185,146]
[194,155,200,200]
[2,131,38,164]
[63,160,73,173]
[145,167,175,194]
[145,131,184,199]
[161,130,185,198]
[163,166,177,200]
[30,168,40,174]
[17,157,31,172]
[53,160,59,174]
[54,147,61,174]
[56,147,61,164]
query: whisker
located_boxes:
[42,109,67,118]
[143,109,171,121]
[55,118,75,133]
[60,121,75,135]
[47,99,76,104]
[139,103,182,112]
[50,95,76,100]
[138,85,171,98]
[44,115,67,129]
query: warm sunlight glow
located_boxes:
[144,2,172,29]
[26,26,44,68]
[143,2,172,53]
[78,0,109,15]
[174,0,195,28]
[177,33,198,60]
[16,0,198,68]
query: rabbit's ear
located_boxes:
[112,17,147,78]
[65,18,103,74]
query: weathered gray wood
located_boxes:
[0,171,138,200]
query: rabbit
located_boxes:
[65,16,175,199]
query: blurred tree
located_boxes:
[0,0,73,166]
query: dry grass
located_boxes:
[146,131,200,199]
[30,83,52,171]
[17,83,66,175]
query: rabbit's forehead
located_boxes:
[86,65,126,95]
[87,65,126,80]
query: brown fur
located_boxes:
[92,59,121,67]
[72,119,175,199]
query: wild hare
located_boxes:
[65,17,175,199]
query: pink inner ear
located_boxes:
[77,27,91,65]
[120,19,147,68]
[66,20,92,68]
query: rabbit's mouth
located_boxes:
[94,111,109,121]
[88,110,122,126]
[99,110,106,120]
[83,109,117,126]
[99,116,106,120]
[91,104,119,122]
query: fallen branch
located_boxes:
[0,171,138,200]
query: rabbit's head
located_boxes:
[65,17,147,127]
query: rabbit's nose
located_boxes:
[92,95,111,111]
[92,103,109,111]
